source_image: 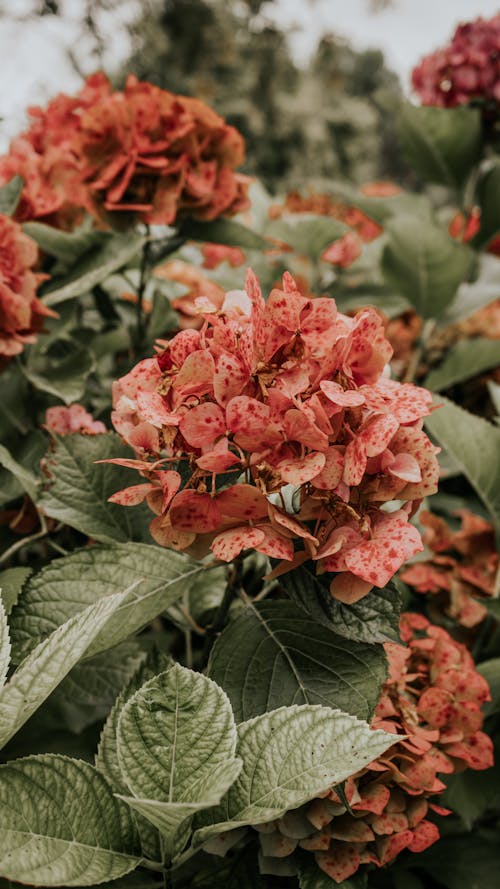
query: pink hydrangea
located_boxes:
[107,270,440,603]
[412,14,500,108]
[45,404,106,436]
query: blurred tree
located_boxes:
[123,0,403,192]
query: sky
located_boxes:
[0,0,499,148]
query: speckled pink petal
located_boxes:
[388,452,422,483]
[226,395,270,435]
[360,414,399,457]
[213,352,249,405]
[108,484,156,506]
[268,504,318,543]
[136,391,180,428]
[255,524,295,560]
[179,402,225,448]
[343,437,367,486]
[408,820,440,853]
[329,572,374,603]
[149,516,195,550]
[316,842,361,882]
[168,328,202,367]
[196,439,241,472]
[320,380,365,407]
[217,484,269,521]
[128,422,161,453]
[211,525,266,561]
[156,469,182,510]
[169,490,221,533]
[312,447,344,490]
[315,525,361,561]
[284,408,329,451]
[278,451,326,485]
[344,511,423,587]
[172,349,215,399]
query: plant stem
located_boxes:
[403,318,437,384]
[135,226,151,350]
[201,561,242,662]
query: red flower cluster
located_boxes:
[0,74,250,229]
[253,613,493,883]
[0,213,55,362]
[108,270,439,603]
[45,404,106,436]
[401,510,499,627]
[412,14,500,108]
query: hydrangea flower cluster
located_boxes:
[412,14,500,109]
[0,213,55,362]
[44,404,106,436]
[401,510,499,628]
[109,270,439,603]
[0,74,249,230]
[251,613,493,883]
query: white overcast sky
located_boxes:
[0,0,499,148]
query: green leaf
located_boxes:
[0,590,128,749]
[398,103,481,188]
[97,650,173,862]
[0,567,31,615]
[117,665,241,856]
[49,641,147,733]
[192,705,395,849]
[425,338,500,391]
[425,398,500,540]
[265,215,348,260]
[473,162,500,248]
[299,857,367,888]
[478,659,500,716]
[23,339,95,405]
[0,600,9,690]
[178,218,267,251]
[0,755,140,885]
[9,541,204,662]
[0,176,23,216]
[0,442,39,504]
[23,221,103,265]
[281,564,402,643]
[381,214,474,319]
[38,432,153,543]
[416,834,500,889]
[444,255,500,323]
[42,233,145,307]
[208,601,387,722]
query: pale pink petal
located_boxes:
[312,447,344,490]
[329,572,374,604]
[255,524,295,560]
[388,453,422,483]
[108,484,156,506]
[196,440,241,472]
[172,349,215,399]
[284,408,329,451]
[268,504,318,543]
[320,380,365,407]
[149,517,195,550]
[343,437,367,486]
[226,396,270,434]
[360,414,399,457]
[278,451,326,485]
[169,490,221,533]
[136,391,180,428]
[217,484,268,521]
[211,525,265,561]
[180,402,226,448]
[128,422,160,453]
[213,352,249,405]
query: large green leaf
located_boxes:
[23,338,95,405]
[178,217,267,251]
[96,650,173,863]
[0,600,9,690]
[117,665,241,855]
[473,162,500,249]
[208,601,387,722]
[398,103,481,188]
[191,705,395,850]
[49,641,147,734]
[381,214,474,319]
[0,176,23,216]
[0,567,31,615]
[42,233,145,307]
[425,398,500,540]
[23,221,103,265]
[444,255,500,324]
[265,215,348,261]
[0,755,140,885]
[425,338,500,391]
[0,591,128,749]
[0,442,40,504]
[38,433,153,543]
[416,834,500,889]
[281,565,402,643]
[9,541,204,662]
